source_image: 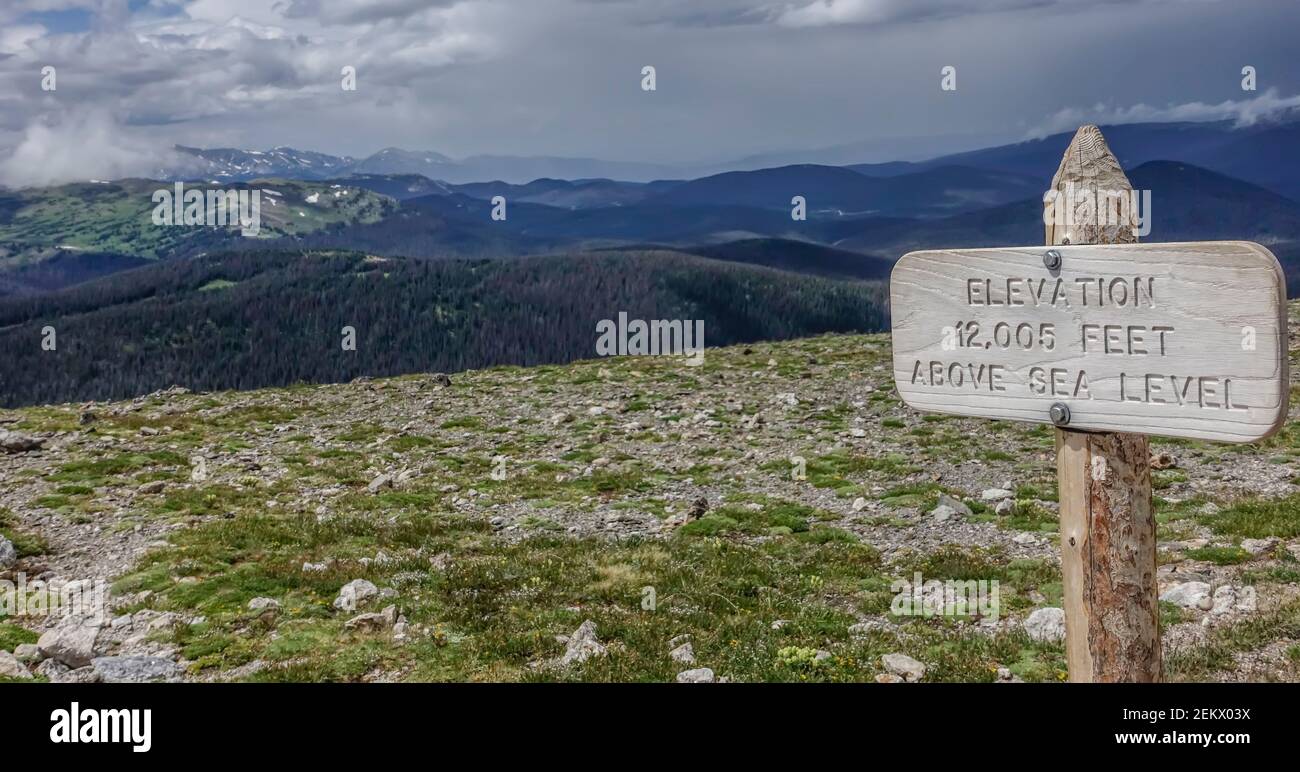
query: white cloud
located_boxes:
[0,111,194,188]
[1028,89,1300,138]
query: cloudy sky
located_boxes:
[0,0,1297,185]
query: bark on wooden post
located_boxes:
[1046,125,1162,682]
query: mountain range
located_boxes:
[0,116,1297,405]
[156,116,1300,198]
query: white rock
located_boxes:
[931,504,957,523]
[247,597,280,611]
[851,497,868,512]
[1160,581,1213,610]
[558,620,606,667]
[881,653,926,682]
[981,488,1014,502]
[0,536,17,567]
[669,642,695,664]
[332,579,379,612]
[37,617,102,668]
[367,474,392,494]
[1023,607,1066,643]
[0,650,32,679]
[675,667,715,683]
[1012,531,1038,545]
[1210,585,1256,615]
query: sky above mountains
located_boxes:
[0,0,1298,186]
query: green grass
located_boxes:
[1200,493,1300,539]
[0,622,38,653]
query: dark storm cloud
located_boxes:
[0,0,1296,185]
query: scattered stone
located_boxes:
[874,673,904,683]
[1160,581,1214,611]
[14,643,43,665]
[332,579,379,612]
[995,499,1015,516]
[37,617,102,668]
[1023,607,1066,643]
[1150,453,1178,470]
[851,497,868,512]
[91,656,183,683]
[302,561,328,573]
[0,536,17,568]
[1241,538,1278,556]
[933,494,969,518]
[981,488,1014,502]
[367,474,392,494]
[669,642,695,664]
[345,605,398,632]
[247,597,280,612]
[676,667,715,683]
[558,620,606,667]
[0,650,32,679]
[138,480,166,495]
[881,653,925,682]
[0,429,44,453]
[1210,585,1256,616]
[1012,531,1039,545]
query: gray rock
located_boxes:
[669,642,695,664]
[91,656,183,683]
[1210,585,1256,615]
[0,536,16,568]
[332,579,379,612]
[881,653,926,682]
[247,597,280,611]
[1160,581,1213,610]
[994,499,1015,516]
[558,620,606,667]
[930,505,957,523]
[1241,538,1278,556]
[1012,531,1039,545]
[345,605,398,631]
[1023,607,1066,643]
[0,429,43,453]
[0,650,32,679]
[936,493,972,518]
[13,643,43,664]
[137,480,166,495]
[50,666,101,684]
[367,474,392,494]
[675,667,715,683]
[874,673,904,683]
[981,488,1014,502]
[37,618,102,668]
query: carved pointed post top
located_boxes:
[1045,124,1138,246]
[1047,124,1160,683]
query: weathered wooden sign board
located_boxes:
[890,241,1289,443]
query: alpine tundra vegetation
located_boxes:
[1,302,1298,683]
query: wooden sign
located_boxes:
[890,240,1288,443]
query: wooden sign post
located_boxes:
[889,125,1289,682]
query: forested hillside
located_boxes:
[0,249,889,407]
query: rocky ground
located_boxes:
[2,303,1299,683]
